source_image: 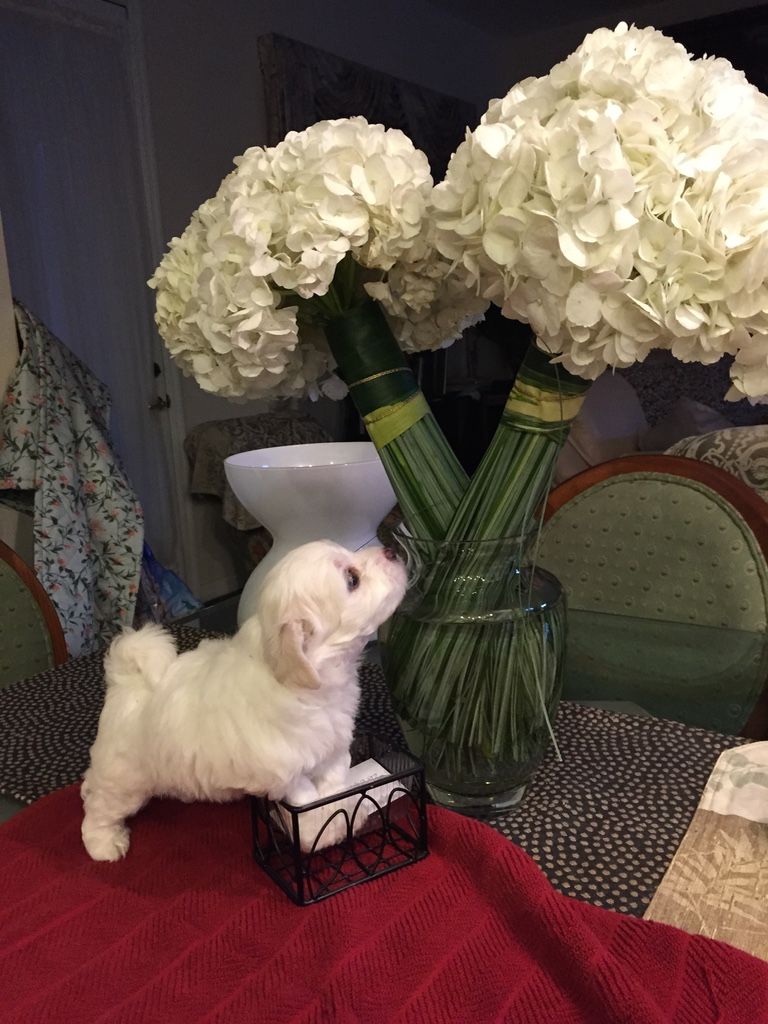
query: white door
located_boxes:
[0,0,190,573]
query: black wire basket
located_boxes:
[251,735,428,905]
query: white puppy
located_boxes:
[81,540,407,861]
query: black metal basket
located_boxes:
[251,735,428,905]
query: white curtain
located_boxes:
[0,0,179,566]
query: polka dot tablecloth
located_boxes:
[0,627,744,917]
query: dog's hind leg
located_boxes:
[81,771,147,862]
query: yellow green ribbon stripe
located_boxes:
[364,393,430,449]
[445,342,591,540]
[324,299,468,538]
[502,346,588,440]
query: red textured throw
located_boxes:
[0,788,766,1024]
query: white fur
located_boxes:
[81,541,407,861]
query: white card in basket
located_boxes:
[276,758,407,851]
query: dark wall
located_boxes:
[669,4,768,92]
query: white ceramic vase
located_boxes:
[225,442,396,625]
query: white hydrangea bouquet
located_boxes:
[386,23,768,802]
[150,117,487,538]
[430,21,768,544]
[151,24,768,809]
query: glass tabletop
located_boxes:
[563,607,768,734]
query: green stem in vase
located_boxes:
[383,567,566,780]
[446,344,591,541]
[324,298,467,539]
[382,344,588,794]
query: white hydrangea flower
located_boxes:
[433,22,768,401]
[150,117,446,399]
[365,232,489,352]
[149,192,324,399]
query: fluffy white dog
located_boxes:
[81,540,407,861]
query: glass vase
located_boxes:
[381,533,565,816]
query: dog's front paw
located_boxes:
[285,776,320,807]
[82,824,131,862]
[316,769,349,796]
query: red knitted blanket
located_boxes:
[0,786,766,1023]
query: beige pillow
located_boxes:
[554,374,648,484]
[638,398,733,452]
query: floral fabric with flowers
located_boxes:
[149,117,487,401]
[0,304,143,655]
[433,22,768,402]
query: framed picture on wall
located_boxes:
[257,32,491,449]
[257,33,476,178]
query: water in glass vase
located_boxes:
[381,534,565,816]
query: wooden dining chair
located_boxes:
[537,455,768,738]
[0,538,67,689]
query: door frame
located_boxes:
[118,0,198,582]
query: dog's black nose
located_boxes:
[383,546,398,561]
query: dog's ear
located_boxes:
[272,619,321,690]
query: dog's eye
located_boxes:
[345,567,360,591]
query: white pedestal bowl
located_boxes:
[225,442,396,625]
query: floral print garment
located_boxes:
[0,303,143,655]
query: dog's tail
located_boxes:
[103,624,178,692]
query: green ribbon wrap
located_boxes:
[443,342,592,541]
[325,301,429,449]
[502,345,590,443]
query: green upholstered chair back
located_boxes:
[537,456,768,736]
[539,473,768,631]
[0,540,67,688]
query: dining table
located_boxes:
[2,624,767,1024]
[0,624,750,917]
